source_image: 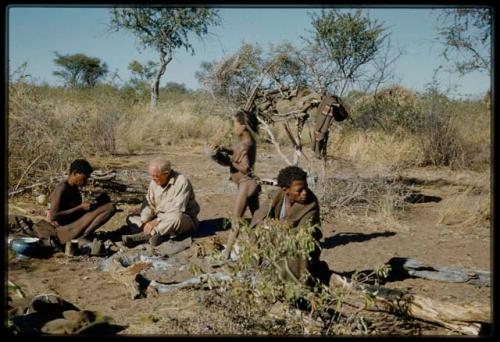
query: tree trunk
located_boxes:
[391,257,490,287]
[149,49,172,111]
[329,273,491,335]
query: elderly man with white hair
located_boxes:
[121,157,200,247]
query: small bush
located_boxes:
[348,86,422,133]
[8,81,84,187]
[343,84,490,170]
[8,80,129,188]
[415,86,476,169]
[205,219,371,335]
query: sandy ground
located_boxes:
[7,145,491,336]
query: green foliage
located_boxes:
[306,9,389,95]
[162,81,188,94]
[231,219,318,276]
[436,8,492,75]
[109,7,220,109]
[53,52,108,88]
[267,42,309,90]
[197,9,393,105]
[207,219,369,334]
[129,60,158,80]
[311,9,385,71]
[109,7,221,56]
[128,60,158,95]
[196,41,313,106]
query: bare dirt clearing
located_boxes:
[7,145,491,335]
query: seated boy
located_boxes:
[49,159,115,245]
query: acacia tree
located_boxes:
[53,52,108,88]
[303,9,392,96]
[109,7,220,110]
[436,8,492,75]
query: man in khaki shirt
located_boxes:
[122,157,200,247]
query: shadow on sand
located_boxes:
[321,231,396,250]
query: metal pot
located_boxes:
[11,237,43,258]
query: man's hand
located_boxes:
[143,220,160,235]
[79,202,92,211]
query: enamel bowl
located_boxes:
[11,237,43,258]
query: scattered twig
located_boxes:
[14,154,44,191]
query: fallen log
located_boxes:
[392,258,490,287]
[329,273,490,335]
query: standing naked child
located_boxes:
[48,159,116,245]
[212,110,261,258]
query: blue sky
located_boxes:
[8,6,491,98]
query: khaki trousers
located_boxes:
[127,213,198,237]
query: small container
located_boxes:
[65,239,79,256]
[90,238,104,256]
[11,237,42,258]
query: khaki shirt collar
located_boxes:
[157,170,177,193]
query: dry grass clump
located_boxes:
[343,84,490,171]
[449,101,491,170]
[414,95,467,169]
[8,82,82,188]
[328,129,424,174]
[116,98,233,153]
[438,185,490,232]
[8,81,126,189]
[318,175,410,232]
[412,88,490,170]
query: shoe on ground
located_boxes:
[122,232,149,248]
[149,234,164,247]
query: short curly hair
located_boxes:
[277,166,307,188]
[69,159,93,176]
